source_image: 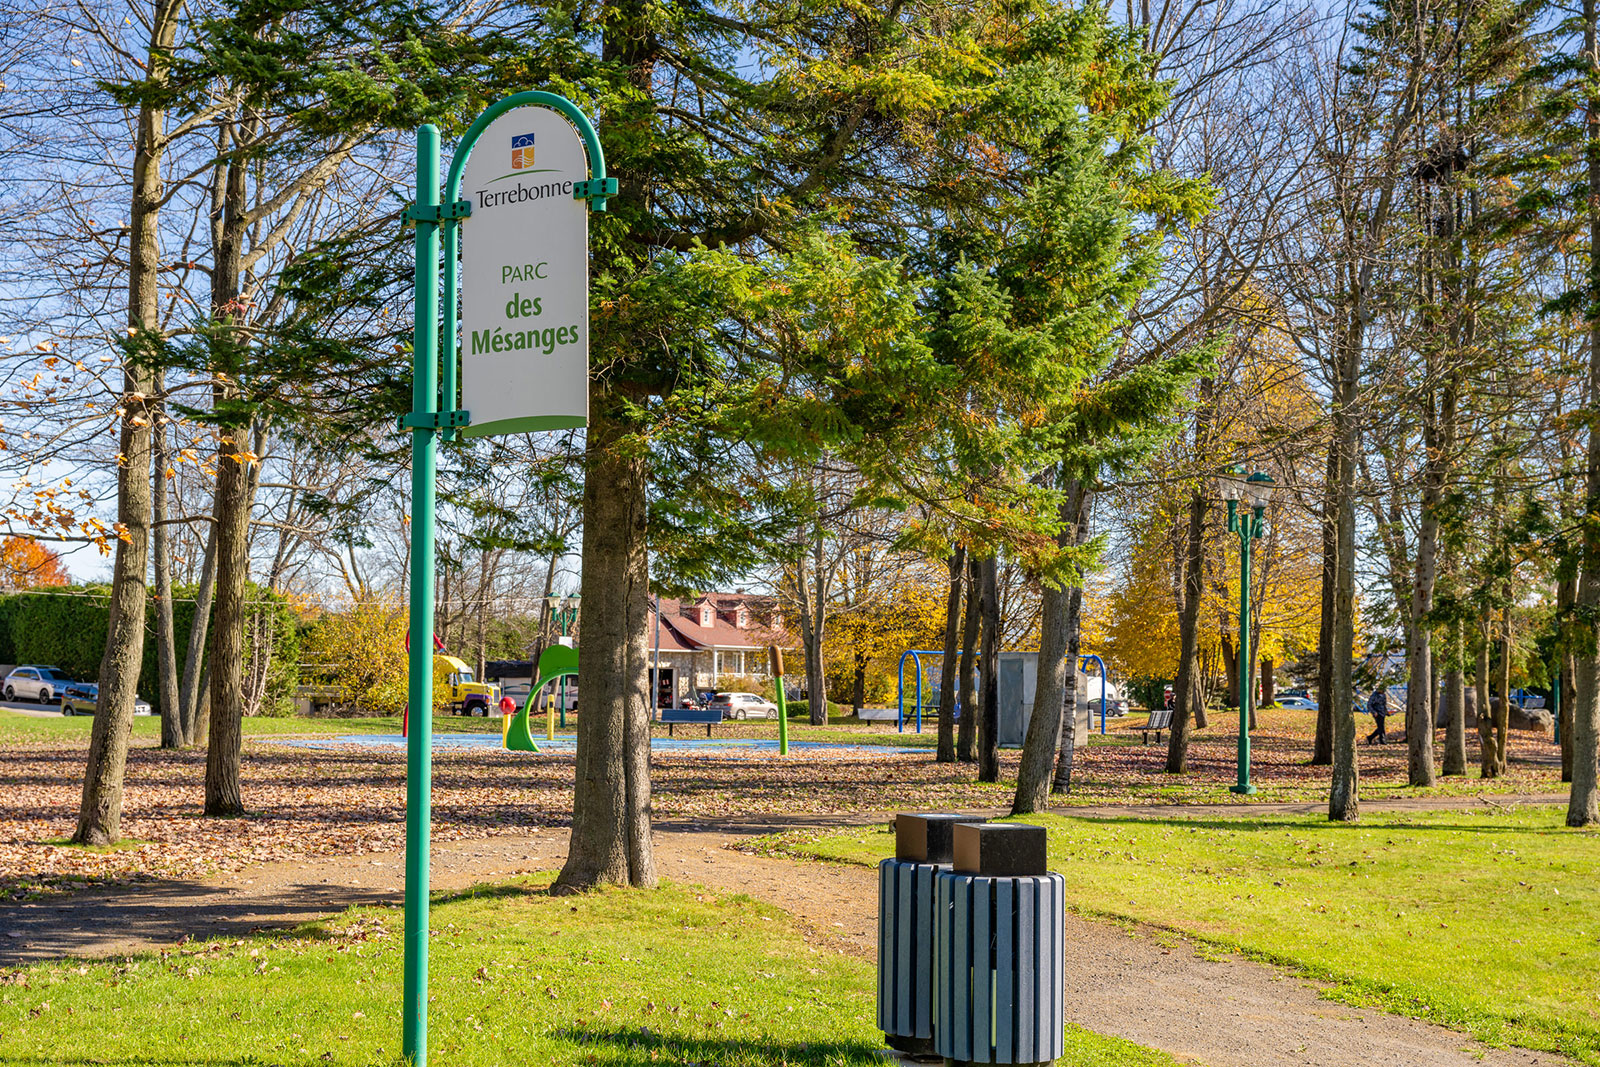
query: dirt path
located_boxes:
[0,805,1576,1067]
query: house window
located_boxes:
[700,605,713,627]
[736,607,748,629]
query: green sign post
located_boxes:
[402,92,613,1067]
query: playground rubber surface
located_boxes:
[269,733,928,756]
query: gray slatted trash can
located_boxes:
[878,812,987,1057]
[935,823,1063,1065]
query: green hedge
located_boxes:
[0,584,297,716]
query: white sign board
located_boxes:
[460,106,589,436]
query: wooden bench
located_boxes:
[657,707,722,737]
[1141,708,1173,744]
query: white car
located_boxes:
[5,665,75,703]
[1275,695,1318,711]
[710,691,779,720]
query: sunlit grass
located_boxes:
[0,876,1174,1066]
[763,807,1600,1063]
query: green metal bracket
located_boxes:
[405,199,473,224]
[573,177,618,211]
[398,409,471,432]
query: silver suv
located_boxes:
[5,665,75,703]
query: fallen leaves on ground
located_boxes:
[0,707,1563,901]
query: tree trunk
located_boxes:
[1568,0,1600,827]
[851,654,866,714]
[1476,612,1497,778]
[202,428,253,817]
[1220,632,1237,709]
[1328,339,1361,822]
[1051,586,1085,795]
[202,128,251,819]
[72,0,178,845]
[806,531,828,725]
[180,522,218,743]
[1165,479,1208,773]
[475,549,489,679]
[76,384,155,843]
[1561,651,1576,783]
[1014,480,1086,813]
[956,554,980,763]
[1494,604,1512,776]
[152,393,182,749]
[555,395,656,891]
[1442,649,1467,778]
[1312,429,1340,766]
[1558,567,1577,782]
[935,546,965,763]
[1260,657,1275,706]
[1405,510,1440,787]
[976,554,1000,784]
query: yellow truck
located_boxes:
[436,654,500,716]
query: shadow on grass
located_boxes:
[551,1026,882,1065]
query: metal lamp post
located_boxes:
[1220,465,1274,796]
[546,593,581,640]
[546,594,580,727]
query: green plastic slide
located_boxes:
[505,644,579,751]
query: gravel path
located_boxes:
[0,806,1576,1067]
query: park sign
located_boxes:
[460,105,592,436]
[401,92,612,1067]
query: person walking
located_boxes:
[1365,684,1390,744]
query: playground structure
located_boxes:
[895,649,1111,734]
[504,644,579,752]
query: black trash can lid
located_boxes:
[952,822,1048,876]
[894,812,989,864]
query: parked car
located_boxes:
[59,680,153,717]
[1279,687,1310,699]
[709,691,779,720]
[1275,695,1318,711]
[4,665,76,703]
[1086,695,1130,719]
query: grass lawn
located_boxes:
[0,877,1174,1067]
[760,806,1600,1064]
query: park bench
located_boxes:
[1141,708,1173,745]
[657,707,722,737]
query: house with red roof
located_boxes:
[646,592,796,707]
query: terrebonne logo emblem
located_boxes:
[511,132,535,170]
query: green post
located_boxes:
[403,124,441,1067]
[1232,503,1256,796]
[770,645,789,755]
[777,688,789,754]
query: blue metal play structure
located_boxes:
[895,649,1110,733]
[896,649,942,732]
